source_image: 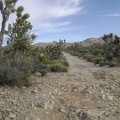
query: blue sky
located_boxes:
[1,0,120,44]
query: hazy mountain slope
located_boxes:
[33,42,73,48]
[33,37,105,47]
[80,37,105,46]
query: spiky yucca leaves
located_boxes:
[46,39,65,60]
[5,6,36,57]
[102,33,120,60]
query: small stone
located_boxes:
[9,113,16,118]
[14,86,18,90]
[31,88,38,93]
[36,102,47,109]
[59,107,66,113]
[77,110,94,120]
[64,88,67,91]
[37,118,40,120]
[74,88,78,92]
[101,90,104,94]
[78,110,87,119]
[25,117,29,120]
[102,94,106,100]
[87,90,91,94]
[75,109,81,113]
[108,95,113,100]
[31,103,34,108]
[0,112,3,119]
[5,117,10,120]
[5,109,12,112]
[61,87,64,90]
[1,92,5,95]
[104,111,110,117]
[0,100,5,105]
[110,85,114,90]
[68,112,78,120]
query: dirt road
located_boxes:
[0,52,120,120]
[64,52,120,120]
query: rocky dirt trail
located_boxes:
[0,52,120,120]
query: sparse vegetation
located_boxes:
[0,58,32,86]
[93,70,106,80]
[50,63,68,72]
[37,39,69,73]
[65,33,120,67]
[0,1,68,86]
[1,38,69,86]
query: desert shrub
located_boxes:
[94,56,105,64]
[108,58,119,67]
[32,58,48,76]
[45,40,65,60]
[16,57,33,73]
[105,60,109,65]
[78,54,82,58]
[37,63,48,76]
[69,51,75,56]
[112,58,119,63]
[65,33,120,67]
[59,56,69,67]
[118,58,120,66]
[50,63,68,72]
[108,61,117,67]
[61,60,69,67]
[37,53,50,65]
[84,53,94,62]
[0,59,31,86]
[99,61,106,67]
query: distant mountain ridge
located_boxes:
[33,42,73,48]
[80,37,105,46]
[33,37,105,47]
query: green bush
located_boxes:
[58,57,69,67]
[37,53,50,64]
[108,61,118,67]
[78,54,82,58]
[32,58,48,76]
[50,63,68,72]
[61,60,69,67]
[0,59,31,86]
[94,56,105,64]
[99,61,106,67]
[84,53,94,62]
[108,58,119,67]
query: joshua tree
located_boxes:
[102,33,118,60]
[5,6,36,57]
[45,39,65,60]
[0,0,18,61]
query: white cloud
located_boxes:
[0,0,83,42]
[16,0,83,30]
[34,21,71,29]
[101,13,120,17]
[33,21,72,35]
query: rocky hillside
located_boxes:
[33,37,104,48]
[33,42,72,48]
[80,37,105,46]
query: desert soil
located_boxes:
[0,52,120,120]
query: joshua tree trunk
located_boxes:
[0,34,4,62]
[0,0,17,62]
[0,10,9,62]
